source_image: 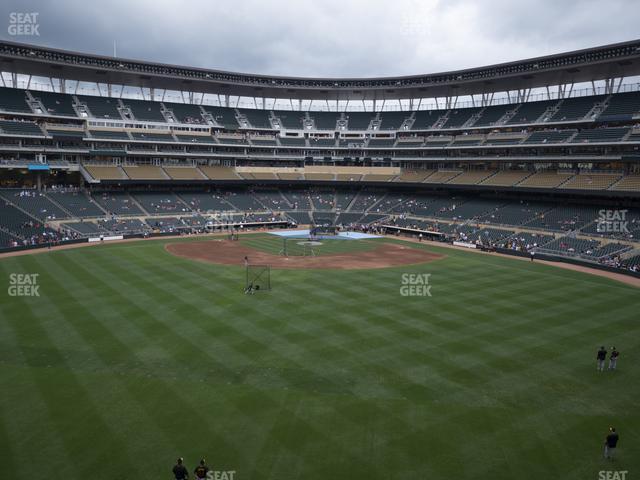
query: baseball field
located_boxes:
[0,233,638,479]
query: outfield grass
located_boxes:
[0,235,638,480]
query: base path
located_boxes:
[166,239,444,270]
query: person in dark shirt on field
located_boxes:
[172,457,188,480]
[194,459,209,480]
[604,427,619,460]
[609,347,619,371]
[596,346,607,372]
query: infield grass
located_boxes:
[240,233,380,256]
[0,234,638,480]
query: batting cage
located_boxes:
[245,264,271,294]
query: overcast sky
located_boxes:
[1,0,639,78]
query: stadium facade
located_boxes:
[0,40,639,272]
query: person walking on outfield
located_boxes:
[596,346,607,372]
[172,457,189,480]
[609,347,619,370]
[604,427,619,460]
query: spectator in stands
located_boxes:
[604,427,619,460]
[194,459,209,480]
[609,347,619,371]
[172,457,189,480]
[596,346,607,372]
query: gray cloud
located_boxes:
[1,0,638,78]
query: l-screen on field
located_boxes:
[1,233,638,480]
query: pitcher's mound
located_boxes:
[166,240,444,270]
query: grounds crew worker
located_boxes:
[194,459,210,480]
[172,457,188,480]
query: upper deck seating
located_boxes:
[506,100,557,124]
[310,112,340,130]
[202,106,239,129]
[410,110,441,130]
[123,98,166,122]
[599,91,640,119]
[77,95,122,119]
[549,95,604,122]
[30,90,77,117]
[378,111,410,130]
[440,107,481,129]
[163,102,206,124]
[0,87,31,113]
[273,110,305,129]
[473,104,512,126]
[345,112,375,130]
[237,108,273,129]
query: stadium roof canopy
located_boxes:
[1,39,640,101]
